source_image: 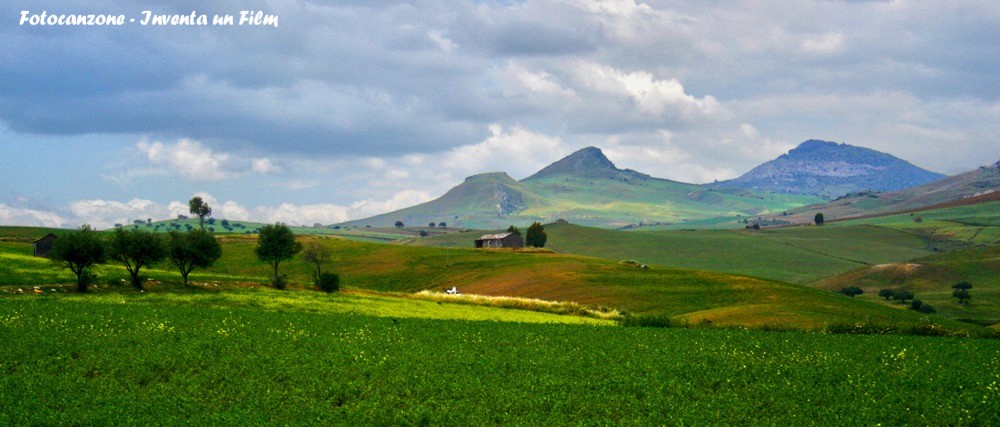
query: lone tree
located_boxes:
[952,281,973,291]
[188,196,213,229]
[953,289,971,305]
[255,223,302,289]
[108,228,167,290]
[840,286,863,298]
[814,213,825,225]
[50,225,106,293]
[395,220,404,228]
[507,225,522,236]
[878,289,895,300]
[893,289,914,304]
[525,222,547,248]
[167,229,222,287]
[301,240,332,284]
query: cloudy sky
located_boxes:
[2,0,998,229]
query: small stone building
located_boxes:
[33,233,58,258]
[474,232,525,249]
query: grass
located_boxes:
[1,291,998,425]
[1,232,986,334]
[813,243,1000,326]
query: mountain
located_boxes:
[755,160,1000,225]
[340,147,820,230]
[717,140,945,198]
[525,146,626,180]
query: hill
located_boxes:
[812,243,1000,327]
[0,230,973,332]
[341,147,820,229]
[716,140,944,198]
[755,161,1000,225]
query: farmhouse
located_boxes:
[33,233,57,258]
[474,232,524,249]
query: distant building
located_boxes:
[474,232,524,248]
[33,233,58,258]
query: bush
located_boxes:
[419,230,429,237]
[316,272,340,293]
[917,303,936,314]
[621,313,672,328]
[273,275,289,290]
[840,286,863,297]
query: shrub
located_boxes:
[317,272,340,293]
[419,230,429,237]
[273,275,289,290]
[840,286,863,298]
[621,313,672,328]
[917,303,936,314]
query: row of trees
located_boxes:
[51,222,338,293]
[51,197,339,293]
[51,226,222,292]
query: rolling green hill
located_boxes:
[1,228,984,333]
[813,243,1000,326]
[339,147,820,230]
[754,162,1000,226]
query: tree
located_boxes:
[50,225,106,293]
[108,228,167,290]
[167,229,222,287]
[814,213,825,225]
[301,241,332,284]
[952,281,973,291]
[893,289,914,304]
[255,223,302,289]
[428,222,436,227]
[507,225,521,236]
[438,222,446,227]
[525,222,547,248]
[188,196,213,229]
[953,289,971,305]
[878,289,895,300]
[840,286,863,298]
[395,220,405,228]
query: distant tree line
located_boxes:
[50,196,339,293]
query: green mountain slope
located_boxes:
[342,147,820,229]
[757,161,1000,225]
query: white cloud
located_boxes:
[252,158,281,174]
[348,190,433,220]
[0,204,73,228]
[137,139,233,181]
[801,32,844,56]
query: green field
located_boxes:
[1,291,998,425]
[1,227,988,334]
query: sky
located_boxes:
[2,0,999,229]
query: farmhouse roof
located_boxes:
[476,232,513,240]
[33,233,57,243]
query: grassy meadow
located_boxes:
[1,230,981,333]
[2,290,998,425]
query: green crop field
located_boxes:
[1,291,998,425]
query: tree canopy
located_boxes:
[188,196,213,229]
[167,229,222,287]
[108,228,167,290]
[526,222,547,248]
[49,225,106,293]
[255,223,302,289]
